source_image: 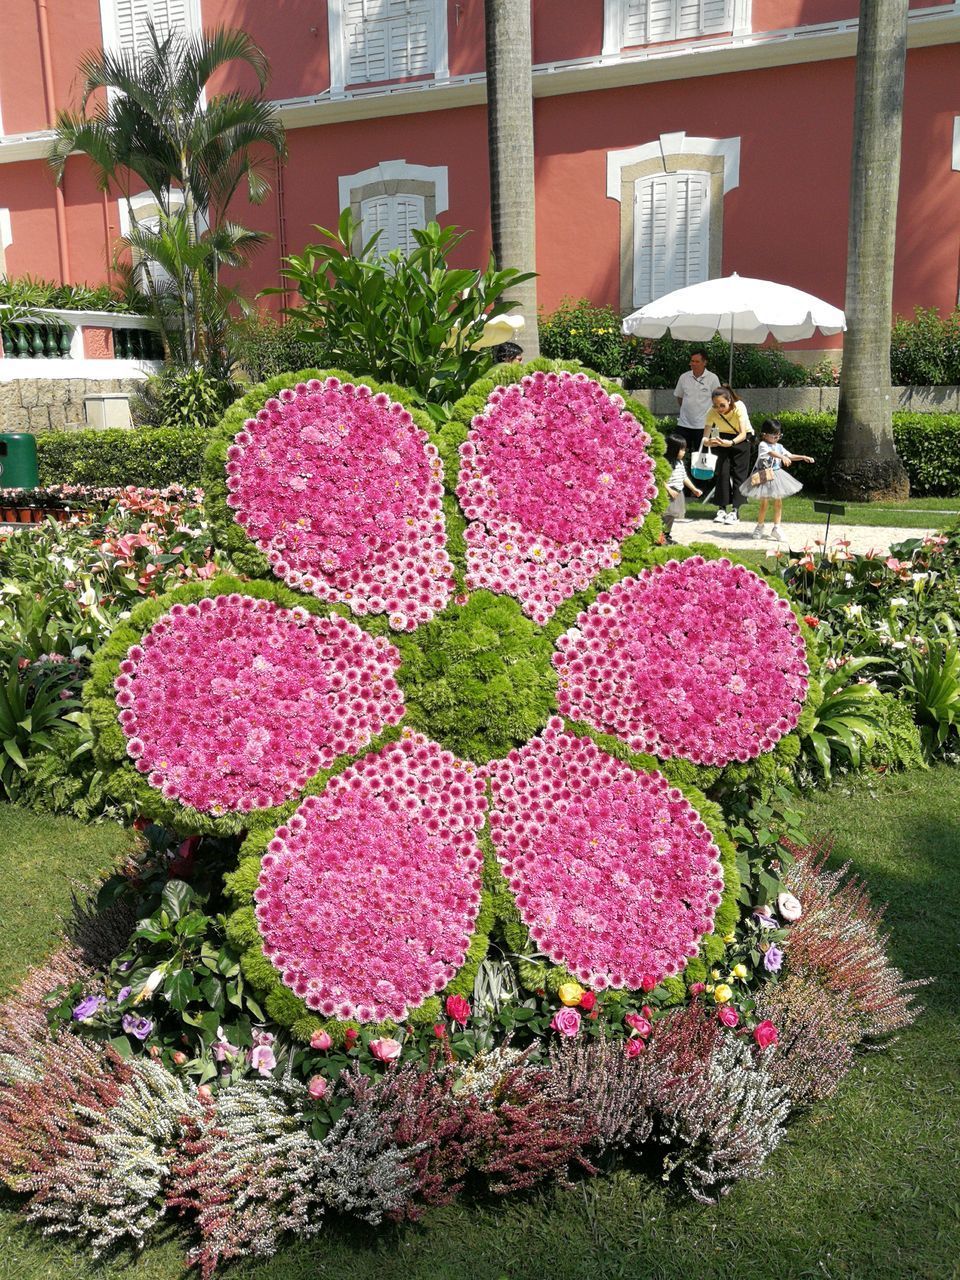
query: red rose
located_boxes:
[753,1019,779,1050]
[588,1010,598,1020]
[433,1023,447,1038]
[641,1005,653,1020]
[579,991,597,1012]
[717,1005,739,1028]
[803,615,820,628]
[445,994,471,1027]
[344,1028,359,1050]
[641,975,658,993]
[688,982,706,997]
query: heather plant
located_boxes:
[753,974,860,1105]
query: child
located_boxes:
[663,434,702,544]
[741,419,814,541]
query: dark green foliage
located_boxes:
[37,426,210,488]
[130,364,240,431]
[0,275,136,313]
[865,692,925,772]
[890,306,960,385]
[228,311,324,383]
[394,592,557,764]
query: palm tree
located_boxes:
[830,0,910,500]
[48,23,285,366]
[484,0,540,357]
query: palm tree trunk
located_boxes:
[830,0,910,500]
[484,0,540,357]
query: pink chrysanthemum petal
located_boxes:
[554,557,809,766]
[116,595,405,814]
[487,720,723,989]
[458,371,656,620]
[228,379,454,629]
[255,733,486,1022]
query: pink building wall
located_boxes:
[1,0,959,346]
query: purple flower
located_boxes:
[117,960,133,973]
[121,1013,154,1041]
[763,944,784,973]
[116,986,132,1004]
[72,995,106,1022]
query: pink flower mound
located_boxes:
[458,371,657,623]
[254,733,487,1022]
[553,557,809,766]
[225,378,454,630]
[486,720,724,989]
[115,594,404,814]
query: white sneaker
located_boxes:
[727,510,740,524]
[713,510,728,524]
[752,524,766,539]
[771,524,785,541]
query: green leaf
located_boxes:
[161,879,195,922]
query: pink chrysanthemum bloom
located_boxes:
[115,594,404,813]
[553,557,809,765]
[486,720,724,989]
[458,371,656,622]
[254,733,486,1022]
[226,378,454,629]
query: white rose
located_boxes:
[777,892,803,923]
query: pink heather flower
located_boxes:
[369,1037,403,1063]
[227,378,454,628]
[550,1007,582,1037]
[115,595,404,815]
[486,722,723,991]
[309,1029,333,1051]
[255,735,486,1023]
[307,1075,328,1099]
[553,558,808,766]
[248,1044,277,1075]
[445,994,471,1027]
[458,373,655,620]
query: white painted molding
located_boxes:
[606,132,741,200]
[338,159,449,215]
[602,0,623,57]
[0,359,160,381]
[116,188,188,238]
[732,0,752,36]
[0,208,11,251]
[953,115,960,170]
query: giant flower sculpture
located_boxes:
[88,363,810,1044]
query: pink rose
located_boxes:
[307,1075,328,1100]
[369,1037,403,1063]
[550,1007,581,1037]
[310,1029,333,1051]
[688,982,706,997]
[717,1005,739,1028]
[624,1037,645,1059]
[445,994,471,1027]
[624,1013,651,1037]
[753,1020,779,1050]
[641,975,658,992]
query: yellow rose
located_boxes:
[710,969,721,981]
[731,963,749,980]
[558,982,584,1007]
[713,984,734,1004]
[723,932,737,944]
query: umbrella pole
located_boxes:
[728,315,734,386]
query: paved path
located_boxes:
[670,517,938,557]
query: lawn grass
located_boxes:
[1,767,958,1280]
[687,495,960,530]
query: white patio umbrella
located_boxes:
[622,273,845,384]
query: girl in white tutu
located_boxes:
[742,419,815,541]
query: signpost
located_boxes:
[813,501,846,562]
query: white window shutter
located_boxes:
[394,195,425,254]
[633,172,710,305]
[621,0,732,46]
[112,0,193,62]
[622,0,647,45]
[343,0,437,84]
[700,0,732,32]
[360,193,426,256]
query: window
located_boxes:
[633,172,709,305]
[100,0,200,64]
[329,0,448,92]
[622,0,731,45]
[117,190,205,287]
[607,133,739,311]
[339,160,449,258]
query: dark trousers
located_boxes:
[679,427,704,477]
[714,439,751,510]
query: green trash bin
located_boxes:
[0,433,39,491]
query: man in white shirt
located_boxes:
[674,349,721,468]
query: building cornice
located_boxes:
[1,6,959,162]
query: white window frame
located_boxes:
[117,189,208,286]
[0,208,12,278]
[328,0,449,95]
[338,159,449,258]
[603,0,750,55]
[98,0,202,61]
[632,170,711,306]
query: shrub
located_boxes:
[37,426,210,488]
[228,312,324,384]
[890,307,960,386]
[0,275,135,314]
[130,365,240,431]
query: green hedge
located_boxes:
[657,412,960,497]
[36,426,210,488]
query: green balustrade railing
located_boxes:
[1,321,73,359]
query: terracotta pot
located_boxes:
[17,509,33,523]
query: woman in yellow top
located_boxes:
[701,385,753,525]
